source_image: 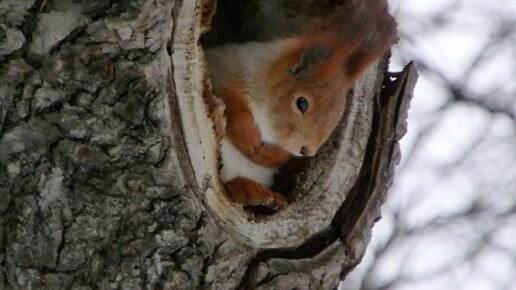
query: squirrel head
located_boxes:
[250,1,396,157]
[253,41,351,157]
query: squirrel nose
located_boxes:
[300,146,309,156]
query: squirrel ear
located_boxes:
[288,44,331,76]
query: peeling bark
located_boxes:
[0,1,417,290]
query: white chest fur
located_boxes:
[220,138,276,187]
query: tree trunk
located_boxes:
[0,0,417,289]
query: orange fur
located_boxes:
[217,86,292,168]
[225,177,287,210]
[207,0,397,210]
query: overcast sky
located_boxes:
[341,1,516,289]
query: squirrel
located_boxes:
[205,0,397,210]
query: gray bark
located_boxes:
[0,0,417,289]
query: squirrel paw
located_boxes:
[225,177,287,210]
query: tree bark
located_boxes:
[0,0,417,289]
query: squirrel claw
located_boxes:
[249,190,287,210]
[225,177,287,211]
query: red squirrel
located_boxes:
[206,0,397,210]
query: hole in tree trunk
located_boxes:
[184,0,385,248]
[200,0,350,217]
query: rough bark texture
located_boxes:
[0,0,417,290]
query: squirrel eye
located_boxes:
[296,96,309,114]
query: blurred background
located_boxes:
[341,0,516,289]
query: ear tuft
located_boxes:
[288,44,331,76]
